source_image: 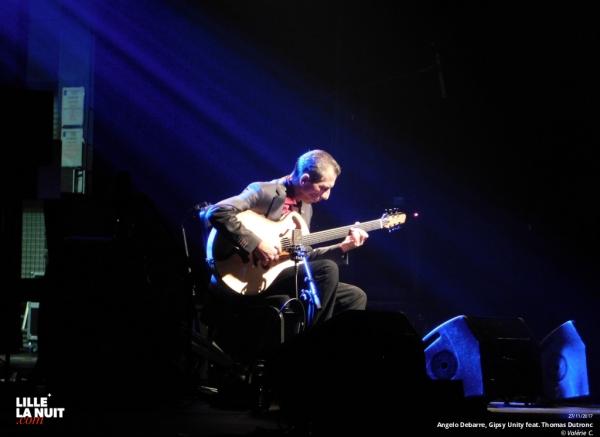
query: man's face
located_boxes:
[296,166,337,204]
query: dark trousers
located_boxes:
[265,259,367,325]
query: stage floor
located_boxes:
[2,352,598,436]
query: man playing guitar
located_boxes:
[206,149,369,325]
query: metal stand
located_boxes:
[181,205,235,380]
[290,245,321,326]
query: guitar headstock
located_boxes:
[382,208,407,232]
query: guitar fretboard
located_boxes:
[280,218,387,249]
[303,219,385,246]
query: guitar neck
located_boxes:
[301,219,385,247]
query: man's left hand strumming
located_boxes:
[340,226,369,253]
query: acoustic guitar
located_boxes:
[206,209,406,295]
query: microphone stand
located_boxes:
[289,245,321,326]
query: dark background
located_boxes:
[1,0,598,403]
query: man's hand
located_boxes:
[340,225,369,253]
[253,240,281,267]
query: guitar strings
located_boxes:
[279,216,403,248]
[279,222,380,249]
[299,220,384,246]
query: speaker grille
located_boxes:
[430,350,458,380]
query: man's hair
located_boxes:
[291,149,341,183]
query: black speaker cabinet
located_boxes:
[423,315,542,401]
[269,310,430,433]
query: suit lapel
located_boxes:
[264,179,287,221]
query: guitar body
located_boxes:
[206,208,405,295]
[207,211,309,295]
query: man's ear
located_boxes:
[300,173,311,186]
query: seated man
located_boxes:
[207,149,368,325]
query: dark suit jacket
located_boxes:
[207,177,345,261]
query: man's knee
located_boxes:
[353,287,368,310]
[311,259,339,281]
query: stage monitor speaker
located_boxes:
[423,315,542,401]
[541,320,589,400]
